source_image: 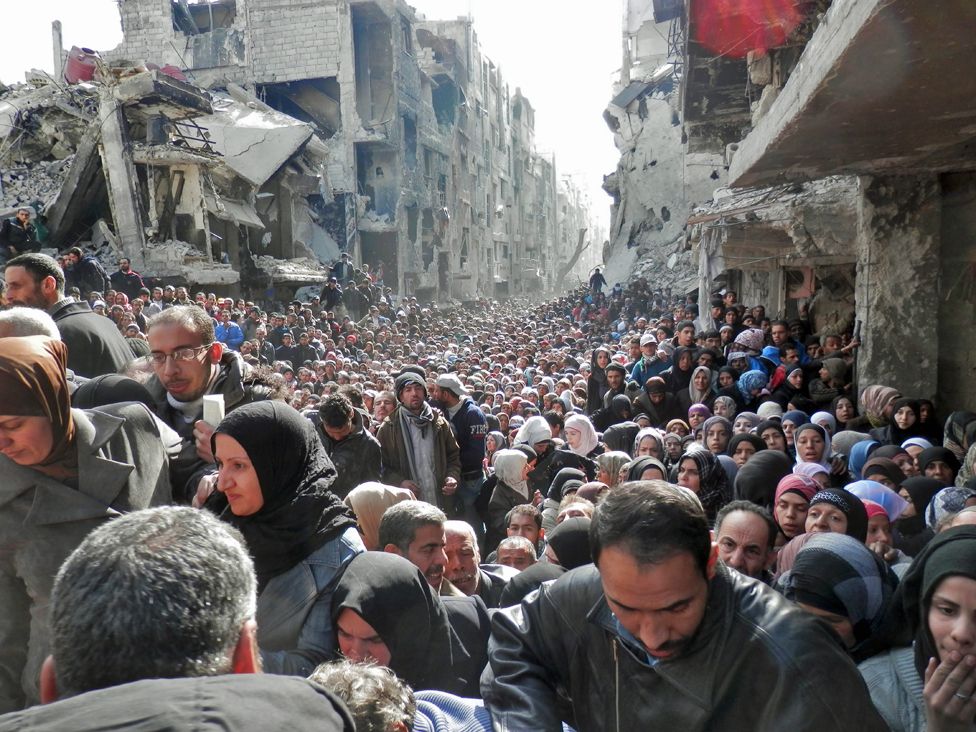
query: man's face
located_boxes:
[399,383,426,412]
[403,523,448,590]
[119,259,130,272]
[678,326,695,347]
[374,395,396,420]
[176,287,188,300]
[771,324,789,346]
[715,511,771,580]
[152,288,163,300]
[507,514,541,545]
[606,369,623,390]
[147,323,218,402]
[598,546,711,660]
[323,418,354,442]
[723,292,737,306]
[1,266,54,308]
[445,527,480,596]
[163,287,175,302]
[497,545,536,571]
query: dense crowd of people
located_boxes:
[1,250,976,731]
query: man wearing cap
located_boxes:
[630,334,667,385]
[433,373,488,536]
[377,371,462,516]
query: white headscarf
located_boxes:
[493,449,529,499]
[564,414,599,457]
[514,415,552,447]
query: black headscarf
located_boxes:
[546,516,592,569]
[71,373,155,410]
[211,401,356,592]
[678,450,731,521]
[917,447,961,481]
[548,467,587,501]
[895,477,945,542]
[498,562,566,606]
[602,421,640,454]
[885,398,923,445]
[664,346,695,393]
[332,552,466,694]
[755,419,788,453]
[625,456,669,482]
[809,488,868,543]
[882,526,976,679]
[733,450,793,509]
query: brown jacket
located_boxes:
[376,405,461,515]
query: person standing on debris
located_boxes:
[588,267,607,294]
[108,257,144,300]
[321,277,344,313]
[63,246,110,297]
[0,208,38,262]
[3,253,133,378]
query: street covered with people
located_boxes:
[1,251,976,731]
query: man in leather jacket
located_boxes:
[481,481,889,731]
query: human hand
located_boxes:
[830,455,847,476]
[192,473,218,508]
[868,541,899,564]
[532,490,544,508]
[194,420,216,463]
[442,477,458,496]
[924,651,976,732]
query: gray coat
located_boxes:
[0,404,172,712]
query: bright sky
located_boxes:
[1,0,621,229]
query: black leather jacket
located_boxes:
[482,563,889,732]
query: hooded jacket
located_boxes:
[309,407,382,499]
[482,563,889,732]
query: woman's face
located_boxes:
[782,420,798,445]
[215,433,264,516]
[497,413,510,430]
[732,440,756,467]
[925,460,956,485]
[637,437,659,458]
[834,398,855,423]
[688,412,705,429]
[897,488,918,517]
[775,492,809,538]
[705,424,730,454]
[866,514,892,546]
[805,503,847,534]
[596,352,609,368]
[336,608,392,666]
[730,358,747,373]
[597,467,611,485]
[565,426,582,450]
[927,575,976,663]
[732,417,753,435]
[725,310,737,324]
[677,458,700,493]
[639,466,666,481]
[894,405,917,430]
[678,352,694,370]
[892,453,917,477]
[0,415,54,467]
[693,371,709,392]
[796,429,826,464]
[864,470,897,491]
[713,399,731,418]
[919,402,933,423]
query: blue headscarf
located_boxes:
[848,440,881,480]
[737,370,768,402]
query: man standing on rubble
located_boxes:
[63,247,110,297]
[0,208,38,263]
[109,258,144,300]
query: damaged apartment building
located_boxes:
[0,0,596,302]
[623,0,976,410]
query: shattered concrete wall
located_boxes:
[604,8,728,293]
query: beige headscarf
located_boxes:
[344,482,415,550]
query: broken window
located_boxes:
[171,0,236,34]
[401,16,413,53]
[356,143,397,219]
[352,4,394,126]
[432,80,458,127]
[259,78,341,139]
[403,116,417,169]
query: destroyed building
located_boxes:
[639,0,976,409]
[0,0,599,302]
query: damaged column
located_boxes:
[855,175,941,398]
[96,86,147,262]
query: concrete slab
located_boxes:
[729,0,976,187]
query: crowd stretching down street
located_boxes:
[2,250,976,732]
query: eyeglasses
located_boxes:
[146,345,211,366]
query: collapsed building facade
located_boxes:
[0,0,599,301]
[610,0,976,411]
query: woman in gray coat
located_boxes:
[0,336,173,711]
[210,401,364,677]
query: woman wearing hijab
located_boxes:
[596,450,633,488]
[771,364,805,410]
[781,410,809,457]
[894,477,945,556]
[701,415,733,455]
[633,427,667,463]
[563,414,602,459]
[757,419,790,454]
[918,447,962,486]
[712,394,738,420]
[675,448,731,521]
[728,433,766,469]
[781,533,897,663]
[859,526,976,732]
[0,336,173,710]
[805,488,869,543]
[662,346,696,395]
[732,411,761,435]
[687,403,713,433]
[211,400,364,676]
[870,398,923,447]
[543,516,593,570]
[625,455,669,482]
[861,457,908,492]
[484,430,507,470]
[679,365,716,413]
[332,552,481,696]
[633,376,683,428]
[734,450,793,510]
[850,384,901,433]
[849,439,882,482]
[793,461,831,489]
[344,482,415,550]
[602,421,640,455]
[486,449,535,552]
[794,423,833,472]
[832,394,859,432]
[773,474,820,543]
[872,444,919,478]
[586,347,611,415]
[942,411,976,463]
[925,486,976,533]
[592,393,634,433]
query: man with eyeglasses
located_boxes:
[145,306,274,503]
